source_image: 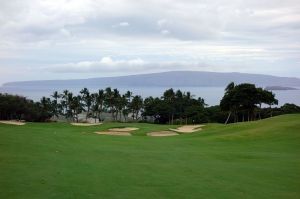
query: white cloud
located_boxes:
[0,0,300,84]
[112,21,130,28]
[60,28,72,37]
[157,19,168,27]
[119,22,130,27]
[161,30,170,35]
[48,57,147,73]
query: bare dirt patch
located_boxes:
[108,127,139,132]
[147,131,179,137]
[0,120,26,126]
[170,125,205,133]
[71,123,102,126]
[94,131,132,136]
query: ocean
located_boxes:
[0,86,300,106]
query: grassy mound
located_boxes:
[0,114,299,198]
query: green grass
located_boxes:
[0,114,299,199]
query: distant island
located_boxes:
[265,86,299,91]
[2,71,300,89]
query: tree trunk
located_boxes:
[258,104,261,120]
[225,111,231,124]
[247,111,250,122]
[86,107,89,121]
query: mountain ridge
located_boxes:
[2,71,300,88]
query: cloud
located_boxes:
[1,0,300,43]
[1,0,299,42]
[0,0,300,84]
[119,22,130,27]
[46,57,211,74]
[157,19,168,27]
[112,21,130,28]
[48,57,147,73]
[161,30,170,35]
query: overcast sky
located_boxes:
[0,0,300,85]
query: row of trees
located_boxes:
[143,89,206,124]
[40,87,205,124]
[0,93,52,121]
[42,87,143,122]
[1,83,299,124]
[0,87,207,124]
[220,82,278,124]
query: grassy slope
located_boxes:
[0,114,299,199]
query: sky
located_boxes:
[0,0,300,85]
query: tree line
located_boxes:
[0,87,205,123]
[143,89,206,124]
[40,87,206,124]
[220,82,278,123]
[0,93,52,121]
[1,83,299,123]
[42,87,143,123]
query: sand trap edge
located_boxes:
[147,131,179,137]
[71,123,103,126]
[94,131,132,136]
[108,127,139,132]
[0,120,26,126]
[170,125,205,133]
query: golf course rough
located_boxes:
[0,114,299,199]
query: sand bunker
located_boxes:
[147,131,179,137]
[94,127,138,136]
[71,123,102,126]
[94,131,131,136]
[0,120,26,126]
[108,127,139,132]
[170,125,205,133]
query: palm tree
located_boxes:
[51,91,61,119]
[70,95,84,122]
[96,89,105,121]
[61,90,69,116]
[65,92,74,120]
[112,89,121,120]
[220,83,237,124]
[90,93,99,123]
[119,91,132,121]
[130,95,143,120]
[104,87,114,120]
[225,82,235,93]
[40,97,53,120]
[174,90,184,124]
[80,88,92,120]
[262,90,278,117]
[163,88,175,124]
[182,91,193,124]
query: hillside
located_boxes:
[2,71,300,89]
[0,114,299,198]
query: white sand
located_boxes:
[94,131,131,136]
[147,131,179,137]
[71,123,102,126]
[0,120,26,126]
[170,125,205,133]
[108,127,139,132]
[94,127,138,136]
